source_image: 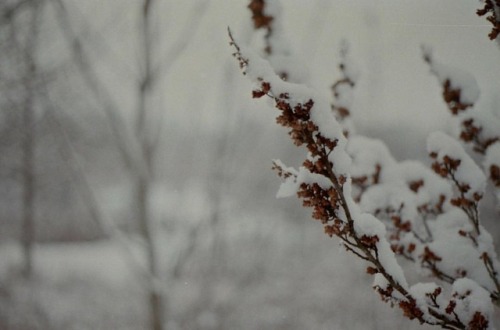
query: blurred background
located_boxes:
[0,0,499,329]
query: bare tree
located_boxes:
[48,1,209,329]
[0,0,44,278]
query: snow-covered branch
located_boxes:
[423,46,500,205]
[227,1,500,328]
[229,25,496,328]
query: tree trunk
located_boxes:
[21,2,40,278]
[137,175,164,330]
[137,2,165,329]
[21,99,35,278]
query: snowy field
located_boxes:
[0,218,436,330]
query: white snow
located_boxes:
[409,282,444,323]
[425,209,494,291]
[422,45,480,105]
[395,160,453,209]
[351,211,408,288]
[452,278,494,328]
[347,135,396,180]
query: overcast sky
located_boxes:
[61,0,499,163]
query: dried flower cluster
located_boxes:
[248,0,274,55]
[491,164,500,187]
[477,0,500,40]
[430,154,481,229]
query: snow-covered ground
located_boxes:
[0,217,437,330]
